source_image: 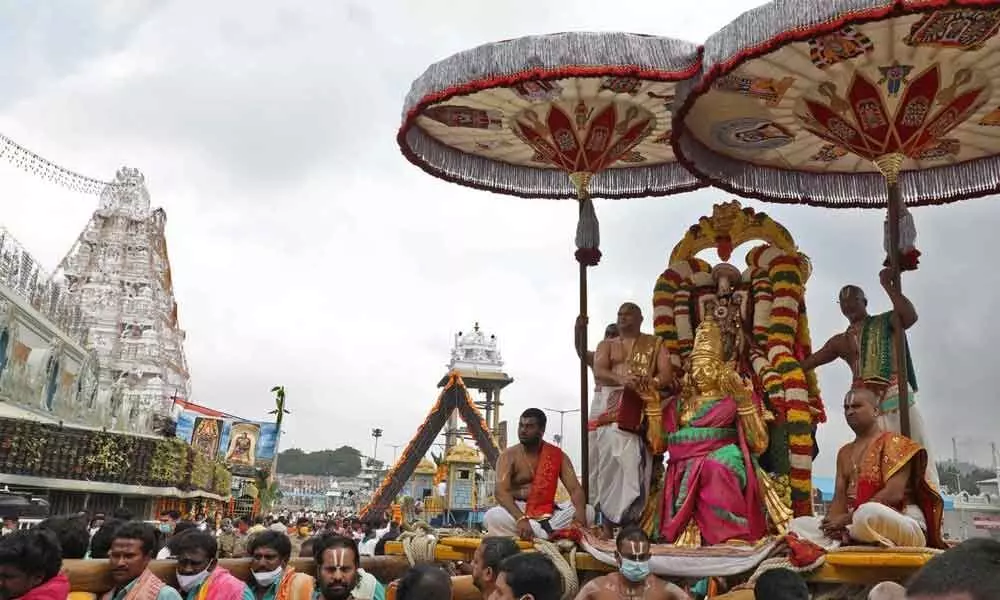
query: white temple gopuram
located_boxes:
[55,167,191,434]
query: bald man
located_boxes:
[800,268,937,489]
[590,302,673,538]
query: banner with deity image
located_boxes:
[191,417,223,461]
[173,399,280,469]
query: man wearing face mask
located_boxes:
[573,526,689,600]
[217,519,245,559]
[245,532,313,600]
[289,518,312,559]
[173,531,253,600]
[156,511,181,560]
[103,523,183,600]
[312,534,384,600]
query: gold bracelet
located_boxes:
[516,515,529,523]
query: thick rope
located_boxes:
[534,539,579,600]
[742,554,827,588]
[398,522,437,566]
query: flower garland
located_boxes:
[654,245,822,517]
[747,245,815,517]
[652,258,712,369]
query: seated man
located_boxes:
[789,386,943,550]
[574,526,688,600]
[484,408,594,540]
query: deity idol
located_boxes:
[659,314,791,546]
[654,201,824,517]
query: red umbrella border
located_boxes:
[670,0,1000,209]
[397,31,706,200]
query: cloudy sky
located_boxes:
[0,0,997,478]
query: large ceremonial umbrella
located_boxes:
[672,0,1000,437]
[398,31,702,493]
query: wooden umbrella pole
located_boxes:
[579,259,590,500]
[569,171,595,499]
[876,153,911,438]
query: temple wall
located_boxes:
[0,282,99,427]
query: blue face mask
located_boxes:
[620,558,650,583]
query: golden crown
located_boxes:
[690,314,724,361]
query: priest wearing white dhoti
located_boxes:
[789,387,943,550]
[483,408,593,540]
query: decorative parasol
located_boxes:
[672,1,1000,438]
[398,31,702,494]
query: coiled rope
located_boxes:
[534,539,579,600]
[742,553,826,588]
[398,521,438,566]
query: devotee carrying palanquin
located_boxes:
[245,531,314,600]
[789,385,943,550]
[0,529,69,600]
[589,303,674,539]
[471,537,520,599]
[906,538,1000,600]
[484,408,593,540]
[174,531,254,600]
[574,526,689,600]
[104,523,183,600]
[800,268,938,488]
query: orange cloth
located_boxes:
[853,431,944,548]
[525,442,562,519]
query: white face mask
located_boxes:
[252,567,283,587]
[176,568,211,592]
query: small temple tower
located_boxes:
[55,167,191,435]
[401,457,436,502]
[443,441,482,510]
[439,323,513,451]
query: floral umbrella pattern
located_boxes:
[672,3,1000,207]
[399,32,703,199]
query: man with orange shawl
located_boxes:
[589,302,673,539]
[245,531,313,600]
[484,408,593,540]
[789,385,943,550]
[174,531,254,600]
[104,523,183,600]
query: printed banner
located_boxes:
[173,400,279,468]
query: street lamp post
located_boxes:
[371,428,383,465]
[542,408,581,448]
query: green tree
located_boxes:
[276,446,362,477]
[937,461,995,495]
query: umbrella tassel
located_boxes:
[574,194,601,266]
[883,204,920,271]
[570,171,601,267]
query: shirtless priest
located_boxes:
[789,386,944,550]
[484,408,593,540]
[574,526,689,600]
